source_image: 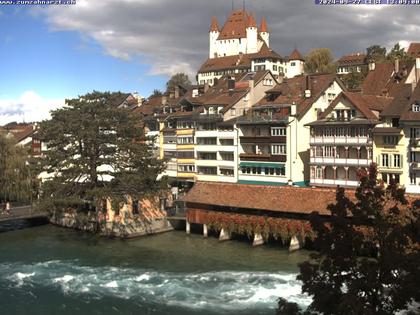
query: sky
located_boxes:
[0,0,419,125]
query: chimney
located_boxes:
[305,75,311,98]
[395,58,400,74]
[228,77,235,91]
[369,61,376,71]
[175,86,180,99]
[204,82,210,93]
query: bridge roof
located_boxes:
[182,182,356,216]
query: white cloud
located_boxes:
[0,91,64,125]
[38,0,420,78]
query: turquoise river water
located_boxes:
[0,224,311,315]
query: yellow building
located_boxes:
[373,125,407,187]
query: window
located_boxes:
[220,152,234,161]
[412,103,420,112]
[197,138,217,145]
[271,145,286,155]
[177,137,194,144]
[273,65,278,71]
[384,136,398,145]
[324,146,336,157]
[178,165,195,173]
[164,150,177,158]
[220,168,234,177]
[410,173,416,185]
[382,154,389,167]
[394,154,401,168]
[290,62,296,66]
[230,108,236,116]
[220,139,234,146]
[198,152,217,160]
[177,151,194,159]
[316,167,323,179]
[177,121,194,129]
[198,167,217,175]
[271,127,286,136]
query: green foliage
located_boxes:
[386,43,414,62]
[0,135,31,202]
[366,45,387,62]
[151,89,163,97]
[35,91,167,214]
[304,48,336,74]
[166,73,191,92]
[278,164,419,315]
[341,71,367,91]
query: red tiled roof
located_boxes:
[321,92,393,120]
[399,83,420,121]
[247,14,257,28]
[218,10,249,40]
[289,49,304,61]
[182,181,357,216]
[337,53,367,66]
[255,74,343,119]
[407,43,420,57]
[260,16,268,33]
[362,61,414,97]
[210,16,219,32]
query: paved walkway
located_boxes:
[0,205,47,223]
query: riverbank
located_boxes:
[0,225,311,315]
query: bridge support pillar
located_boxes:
[252,233,264,246]
[219,228,230,241]
[203,224,208,238]
[186,221,191,234]
[289,235,302,252]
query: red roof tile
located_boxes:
[289,49,304,61]
[260,16,268,33]
[407,43,420,57]
[182,181,357,216]
[218,10,249,40]
[210,16,219,32]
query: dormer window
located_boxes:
[412,103,420,112]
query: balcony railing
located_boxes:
[310,137,372,145]
[240,135,286,144]
[240,153,286,162]
[236,115,288,125]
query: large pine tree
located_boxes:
[36,91,166,214]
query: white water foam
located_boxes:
[0,260,311,311]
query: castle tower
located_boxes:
[287,48,305,78]
[246,14,258,54]
[209,16,220,58]
[259,16,269,47]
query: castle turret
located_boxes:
[246,14,258,54]
[287,48,305,78]
[259,16,269,47]
[209,16,220,58]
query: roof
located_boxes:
[399,83,420,122]
[255,74,343,119]
[407,43,420,57]
[251,42,282,60]
[362,61,415,97]
[337,53,367,66]
[0,124,36,144]
[381,84,413,118]
[260,16,268,32]
[289,49,304,61]
[321,92,393,120]
[182,181,358,216]
[210,16,219,32]
[217,10,249,40]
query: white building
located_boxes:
[198,10,305,86]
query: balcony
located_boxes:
[236,115,288,125]
[311,178,359,188]
[310,157,371,166]
[411,162,420,170]
[240,135,286,144]
[410,138,420,147]
[240,153,286,162]
[310,137,372,145]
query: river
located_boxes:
[0,224,311,315]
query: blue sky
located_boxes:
[0,0,418,125]
[0,7,167,100]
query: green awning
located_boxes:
[240,162,285,169]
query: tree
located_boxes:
[151,89,163,97]
[386,43,414,62]
[166,73,191,92]
[0,134,31,203]
[278,164,419,315]
[366,45,387,62]
[36,91,166,214]
[341,71,367,91]
[304,48,336,74]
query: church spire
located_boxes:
[209,16,219,32]
[260,16,268,33]
[247,14,257,28]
